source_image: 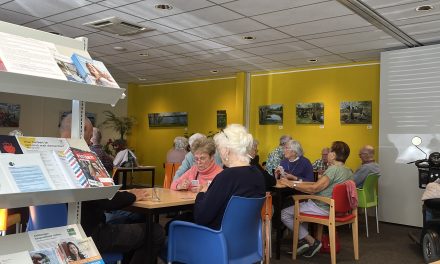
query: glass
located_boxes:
[151,187,161,202]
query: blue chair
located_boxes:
[167,196,265,264]
[27,204,123,264]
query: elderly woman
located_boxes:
[193,124,266,230]
[280,141,353,258]
[249,139,276,190]
[275,139,314,182]
[166,136,189,164]
[171,137,222,192]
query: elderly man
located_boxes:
[265,135,292,176]
[353,145,381,188]
[90,127,114,173]
[312,147,330,174]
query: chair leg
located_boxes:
[375,205,380,234]
[353,217,360,260]
[329,225,336,264]
[292,216,300,260]
[265,218,270,264]
[316,224,323,240]
[269,219,272,258]
[364,208,369,238]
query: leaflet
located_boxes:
[28,224,83,250]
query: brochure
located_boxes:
[0,251,33,264]
[29,248,65,264]
[28,224,82,250]
[58,237,104,264]
[54,53,87,84]
[0,135,23,154]
[70,148,114,187]
[71,53,119,88]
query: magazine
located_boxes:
[29,248,65,264]
[0,135,23,154]
[71,53,119,88]
[28,225,83,250]
[54,53,87,84]
[58,237,103,264]
[0,251,33,264]
[70,148,114,187]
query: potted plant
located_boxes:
[101,110,136,141]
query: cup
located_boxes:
[151,187,161,201]
[190,180,200,193]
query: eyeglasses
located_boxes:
[194,155,209,162]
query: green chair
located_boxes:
[357,173,380,237]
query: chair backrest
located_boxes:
[361,174,379,205]
[27,204,67,231]
[332,184,352,213]
[163,162,181,189]
[221,196,265,264]
[261,192,273,219]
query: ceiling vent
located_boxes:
[83,17,154,36]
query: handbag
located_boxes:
[320,231,341,254]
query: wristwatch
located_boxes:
[293,183,297,188]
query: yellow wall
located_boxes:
[127,74,245,185]
[250,62,380,170]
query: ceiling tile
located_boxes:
[326,39,405,54]
[159,40,231,54]
[245,41,317,56]
[152,6,244,30]
[0,8,37,25]
[1,0,91,17]
[263,48,332,61]
[399,19,440,35]
[39,23,94,38]
[236,61,290,71]
[252,1,353,27]
[183,18,268,39]
[278,14,371,37]
[339,49,383,61]
[371,0,440,21]
[88,41,151,55]
[132,31,203,48]
[194,49,256,62]
[361,0,424,9]
[222,0,329,16]
[23,19,57,29]
[210,29,291,46]
[132,67,184,75]
[280,54,350,66]
[46,4,108,23]
[307,29,392,48]
[151,57,204,67]
[96,54,135,64]
[216,56,274,67]
[300,25,376,40]
[81,32,125,47]
[99,0,214,20]
[115,62,165,72]
[411,32,440,45]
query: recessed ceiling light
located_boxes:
[416,5,434,11]
[307,59,318,63]
[49,31,62,36]
[113,46,126,51]
[210,70,219,73]
[139,53,149,57]
[155,4,173,10]
[242,36,256,40]
[138,77,147,81]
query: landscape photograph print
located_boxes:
[148,112,188,127]
[259,104,283,125]
[340,101,372,124]
[296,102,324,124]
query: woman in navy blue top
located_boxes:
[193,124,266,230]
[275,140,314,182]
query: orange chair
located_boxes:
[292,182,359,264]
[163,162,181,189]
[0,209,21,236]
[261,192,273,264]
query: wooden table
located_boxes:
[114,166,156,189]
[130,188,197,264]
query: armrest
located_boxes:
[293,194,332,205]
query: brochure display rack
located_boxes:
[0,20,123,256]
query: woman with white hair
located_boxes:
[193,124,266,230]
[166,136,189,163]
[275,139,314,182]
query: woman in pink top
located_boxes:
[171,137,222,191]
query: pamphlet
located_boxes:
[0,135,23,154]
[0,251,33,264]
[54,53,87,83]
[71,53,119,88]
[29,248,65,264]
[28,224,82,250]
[58,237,103,264]
[70,148,114,187]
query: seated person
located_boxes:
[249,139,276,190]
[353,145,381,188]
[166,136,188,164]
[312,147,329,175]
[113,139,138,168]
[275,140,314,182]
[173,133,222,180]
[265,135,292,176]
[280,141,353,258]
[171,138,222,192]
[89,127,114,173]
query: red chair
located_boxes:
[292,182,359,264]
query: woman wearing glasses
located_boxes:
[193,124,266,230]
[171,137,222,192]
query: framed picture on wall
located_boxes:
[296,103,324,124]
[60,111,97,126]
[0,103,20,127]
[340,101,372,124]
[217,110,227,129]
[259,104,283,125]
[148,112,188,127]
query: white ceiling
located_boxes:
[1,0,439,85]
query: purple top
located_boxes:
[279,155,314,182]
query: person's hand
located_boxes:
[177,179,190,191]
[279,178,295,188]
[129,188,150,201]
[275,166,284,179]
[190,185,202,193]
[284,173,297,181]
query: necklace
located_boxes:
[286,159,299,174]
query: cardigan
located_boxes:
[171,160,223,190]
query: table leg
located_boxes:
[146,212,156,264]
[122,171,127,190]
[275,189,282,260]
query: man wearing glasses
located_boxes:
[353,145,381,188]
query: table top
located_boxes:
[115,166,156,172]
[132,188,197,209]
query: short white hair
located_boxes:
[188,133,206,148]
[285,140,304,156]
[214,124,253,163]
[174,136,188,150]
